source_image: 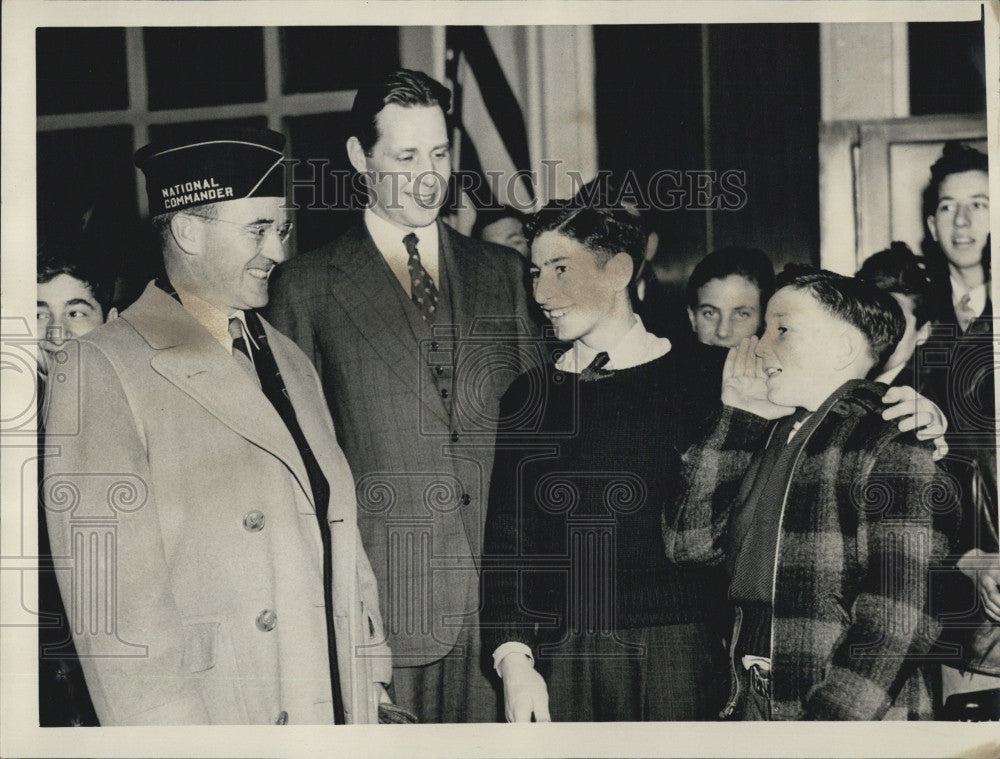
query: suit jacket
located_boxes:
[664,381,958,720]
[41,282,391,725]
[267,221,537,665]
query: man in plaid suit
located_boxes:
[664,268,959,720]
[267,70,537,723]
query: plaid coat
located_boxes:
[663,380,958,720]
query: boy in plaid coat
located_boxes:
[664,269,959,720]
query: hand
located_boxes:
[880,386,948,460]
[720,336,795,420]
[957,550,1000,622]
[498,653,551,722]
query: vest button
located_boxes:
[243,510,265,532]
[450,431,459,443]
[256,609,277,632]
[440,388,449,399]
[274,710,288,725]
[460,493,471,506]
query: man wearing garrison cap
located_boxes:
[41,129,391,725]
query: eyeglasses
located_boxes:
[186,213,294,244]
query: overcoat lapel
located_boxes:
[126,284,315,509]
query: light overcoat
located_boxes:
[42,283,391,725]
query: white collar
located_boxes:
[950,273,988,319]
[555,315,671,373]
[174,286,258,353]
[364,208,439,259]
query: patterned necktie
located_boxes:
[403,232,439,322]
[579,351,614,382]
[228,317,259,385]
[956,292,977,332]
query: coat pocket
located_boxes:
[181,621,219,674]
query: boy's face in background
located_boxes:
[37,272,110,343]
[688,274,763,348]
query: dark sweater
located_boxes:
[481,354,726,658]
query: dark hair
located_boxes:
[921,141,991,283]
[524,197,648,275]
[37,232,116,317]
[922,141,989,220]
[471,205,528,241]
[855,241,935,328]
[685,246,775,310]
[776,265,905,367]
[350,69,452,154]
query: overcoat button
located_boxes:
[450,431,459,443]
[243,510,265,532]
[256,609,277,632]
[460,493,471,506]
[275,710,288,725]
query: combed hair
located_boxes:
[685,246,775,310]
[856,241,936,328]
[351,69,452,154]
[776,265,905,367]
[523,197,648,276]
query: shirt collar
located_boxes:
[173,286,258,353]
[950,273,988,319]
[364,208,439,259]
[555,315,671,373]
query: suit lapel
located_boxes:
[440,222,483,333]
[326,226,450,425]
[127,284,315,509]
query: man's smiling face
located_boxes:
[358,103,451,230]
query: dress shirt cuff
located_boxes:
[492,642,534,676]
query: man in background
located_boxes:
[471,205,529,258]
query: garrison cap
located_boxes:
[134,128,286,216]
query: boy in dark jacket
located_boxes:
[664,268,959,720]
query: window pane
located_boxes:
[148,116,269,145]
[37,125,141,307]
[285,112,363,253]
[280,27,400,94]
[37,28,128,115]
[144,27,266,110]
[909,21,986,115]
[37,125,137,234]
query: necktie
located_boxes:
[579,351,614,382]
[228,317,259,384]
[956,292,977,332]
[241,311,345,724]
[403,233,439,322]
